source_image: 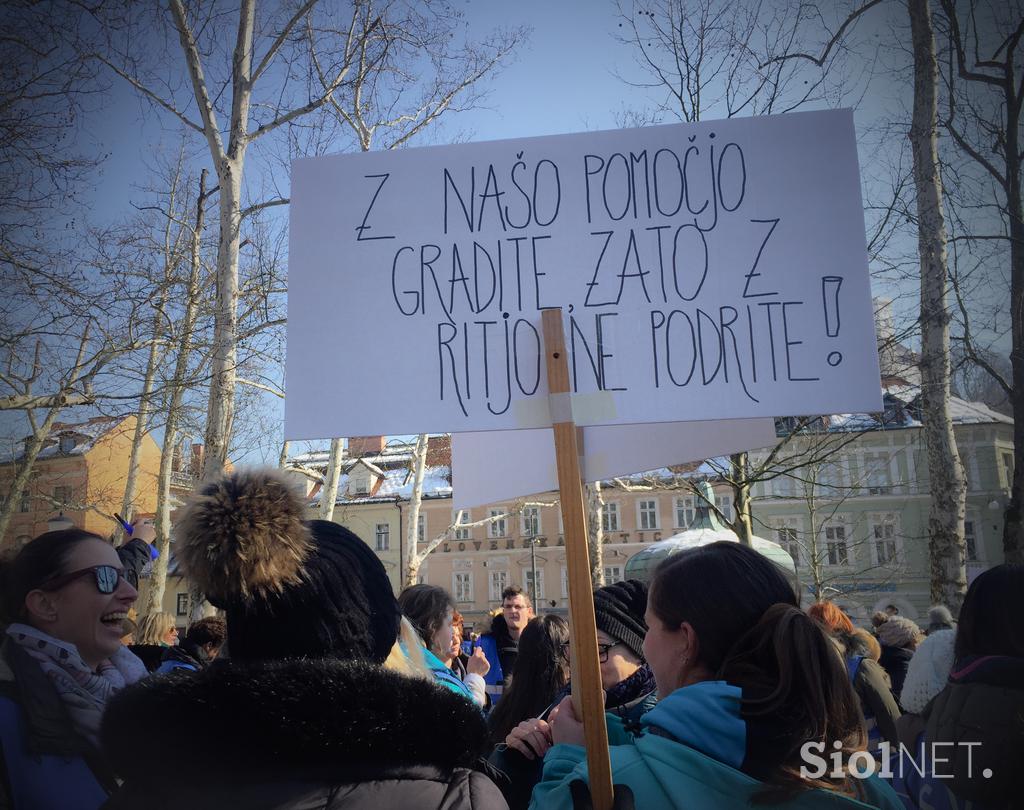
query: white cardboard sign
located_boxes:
[451,418,778,509]
[286,109,881,440]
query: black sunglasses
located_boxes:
[40,565,126,594]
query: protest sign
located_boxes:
[285,108,881,440]
[451,418,777,509]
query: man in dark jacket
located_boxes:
[478,586,533,705]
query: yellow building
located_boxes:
[0,415,161,548]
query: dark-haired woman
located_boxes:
[398,583,488,705]
[0,529,147,809]
[887,563,1023,810]
[512,542,902,809]
[487,615,570,810]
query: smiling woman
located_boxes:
[0,529,147,810]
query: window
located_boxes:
[818,460,844,495]
[871,515,899,565]
[773,474,796,498]
[175,593,189,616]
[637,499,659,530]
[453,572,473,603]
[560,566,568,599]
[604,565,623,584]
[53,486,72,506]
[774,521,801,566]
[525,568,545,600]
[58,436,76,454]
[488,509,507,538]
[1003,452,1015,488]
[674,496,694,528]
[375,523,390,552]
[863,452,891,495]
[521,507,540,537]
[824,524,849,566]
[964,520,979,562]
[715,494,733,522]
[454,510,471,540]
[602,502,620,532]
[417,515,425,543]
[488,570,509,601]
[18,490,29,513]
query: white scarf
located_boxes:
[6,623,148,746]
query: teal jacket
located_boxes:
[422,647,477,703]
[530,680,904,810]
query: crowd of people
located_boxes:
[0,467,1020,809]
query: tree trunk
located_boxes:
[586,481,605,587]
[1003,101,1024,564]
[169,0,253,483]
[118,294,166,538]
[909,0,967,610]
[201,161,244,482]
[402,433,429,588]
[319,438,345,521]
[144,398,179,616]
[730,452,753,546]
[278,440,290,469]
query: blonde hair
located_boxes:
[383,616,431,680]
[137,612,176,645]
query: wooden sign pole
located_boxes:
[542,309,614,810]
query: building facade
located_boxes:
[300,381,1013,631]
[0,415,161,549]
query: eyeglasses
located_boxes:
[561,641,623,663]
[40,565,127,594]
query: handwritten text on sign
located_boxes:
[285,110,881,439]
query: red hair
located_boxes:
[807,601,854,635]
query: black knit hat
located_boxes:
[593,579,648,660]
[175,469,400,664]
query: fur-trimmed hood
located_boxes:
[102,657,491,784]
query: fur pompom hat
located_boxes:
[877,615,923,650]
[176,469,400,664]
[593,579,649,660]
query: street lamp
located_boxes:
[529,535,538,606]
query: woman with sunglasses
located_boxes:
[0,529,146,810]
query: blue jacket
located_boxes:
[422,648,477,703]
[0,640,115,810]
[476,632,506,704]
[154,658,198,675]
[530,680,904,810]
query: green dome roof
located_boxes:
[623,483,797,582]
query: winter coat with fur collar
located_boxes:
[100,657,507,810]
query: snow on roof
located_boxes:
[0,415,127,464]
[309,464,453,506]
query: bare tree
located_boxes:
[909,0,967,609]
[93,2,524,483]
[145,169,213,615]
[937,0,1024,564]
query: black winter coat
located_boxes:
[100,658,509,810]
